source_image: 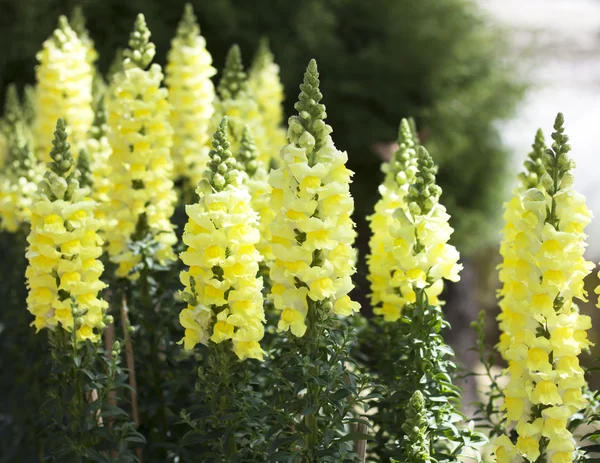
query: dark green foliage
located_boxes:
[41,326,142,462]
[467,311,507,440]
[0,231,48,462]
[110,222,198,462]
[362,292,484,462]
[262,303,370,462]
[180,343,268,462]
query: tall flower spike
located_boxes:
[212,45,267,160]
[76,148,92,189]
[25,118,108,342]
[495,114,594,463]
[384,145,460,320]
[70,5,98,67]
[123,14,156,70]
[497,129,547,357]
[166,3,216,187]
[218,45,247,101]
[369,119,435,322]
[237,126,275,265]
[519,128,546,190]
[293,59,330,160]
[249,38,287,166]
[0,84,25,166]
[83,98,112,236]
[268,59,359,337]
[0,125,43,232]
[34,16,93,162]
[22,84,36,125]
[105,16,176,279]
[179,117,265,360]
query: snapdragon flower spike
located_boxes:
[212,45,267,163]
[105,14,177,279]
[237,126,275,265]
[268,59,359,337]
[0,84,34,171]
[249,38,287,165]
[179,117,265,361]
[368,119,423,321]
[0,124,44,232]
[381,146,461,321]
[83,99,112,237]
[166,3,216,186]
[25,118,108,343]
[34,16,94,161]
[495,114,594,463]
[70,5,98,67]
[498,129,547,357]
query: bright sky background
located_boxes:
[479,0,600,256]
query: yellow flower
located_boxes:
[248,38,287,166]
[494,435,517,463]
[0,126,43,232]
[104,15,177,279]
[179,117,265,361]
[166,4,216,186]
[211,45,268,165]
[34,16,93,161]
[82,100,112,236]
[236,127,276,265]
[497,115,594,463]
[25,119,108,343]
[267,60,359,337]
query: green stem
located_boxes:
[303,299,323,459]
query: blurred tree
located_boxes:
[0,0,525,293]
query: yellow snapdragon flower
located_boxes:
[237,126,275,266]
[268,59,359,337]
[81,99,112,236]
[34,16,93,161]
[367,119,421,321]
[179,117,265,361]
[498,129,547,356]
[70,5,98,68]
[495,114,594,463]
[212,45,267,164]
[0,126,43,232]
[378,145,461,322]
[249,38,287,166]
[166,4,216,186]
[105,15,177,279]
[25,119,108,343]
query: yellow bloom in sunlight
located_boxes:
[26,119,108,343]
[0,125,43,233]
[211,45,268,165]
[165,4,216,186]
[268,60,359,337]
[104,15,177,279]
[248,38,287,166]
[179,117,265,361]
[497,115,595,463]
[236,126,276,267]
[34,16,93,161]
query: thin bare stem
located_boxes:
[120,294,143,462]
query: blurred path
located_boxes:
[479,0,600,255]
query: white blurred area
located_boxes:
[478,0,600,255]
